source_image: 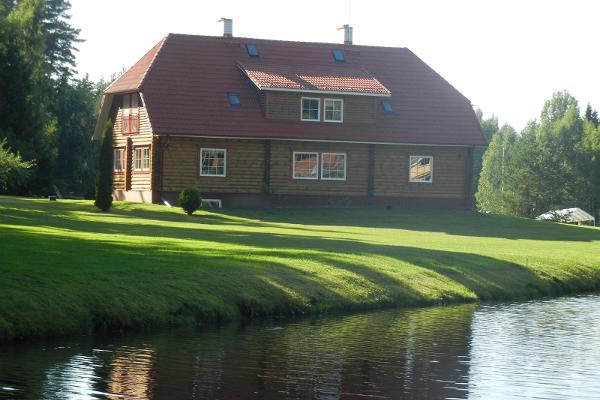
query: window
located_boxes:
[332,49,345,62]
[324,99,343,122]
[245,43,259,57]
[122,93,139,134]
[200,148,226,177]
[321,153,346,180]
[381,100,394,114]
[409,156,433,183]
[134,147,150,171]
[301,97,320,121]
[227,92,241,107]
[293,152,319,179]
[113,148,124,172]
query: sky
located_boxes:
[70,0,600,131]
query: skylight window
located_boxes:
[332,49,345,62]
[246,43,259,57]
[227,92,241,107]
[381,100,394,113]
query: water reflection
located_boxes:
[1,295,599,399]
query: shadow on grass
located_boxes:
[3,195,598,242]
[4,198,600,340]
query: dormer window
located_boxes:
[121,93,139,134]
[324,99,343,122]
[301,97,320,121]
[245,43,259,57]
[332,49,345,62]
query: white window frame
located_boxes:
[409,155,433,183]
[300,97,321,122]
[133,146,150,172]
[113,148,124,172]
[200,148,227,177]
[292,151,319,180]
[320,152,347,181]
[323,98,343,123]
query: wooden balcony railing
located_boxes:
[121,113,140,135]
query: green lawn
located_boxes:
[1,195,600,341]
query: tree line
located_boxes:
[476,91,600,221]
[0,0,109,198]
[1,1,599,222]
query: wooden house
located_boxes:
[93,24,486,208]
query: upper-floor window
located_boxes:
[301,97,320,121]
[321,152,346,180]
[381,99,394,114]
[122,93,139,134]
[332,49,345,62]
[293,152,319,179]
[324,99,343,123]
[409,155,433,183]
[227,92,241,107]
[134,146,150,171]
[114,148,125,172]
[200,148,226,177]
[245,43,259,57]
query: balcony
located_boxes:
[121,113,140,135]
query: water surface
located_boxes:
[1,294,599,399]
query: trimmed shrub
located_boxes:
[179,187,202,215]
[94,120,113,211]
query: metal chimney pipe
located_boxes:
[338,24,353,45]
[219,18,233,37]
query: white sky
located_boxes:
[70,0,600,131]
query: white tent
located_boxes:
[537,208,596,226]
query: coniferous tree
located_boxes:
[94,120,113,211]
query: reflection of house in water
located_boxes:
[151,304,475,399]
[107,347,154,399]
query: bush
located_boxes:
[179,187,202,215]
[0,138,34,193]
[94,120,113,211]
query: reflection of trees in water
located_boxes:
[170,304,475,399]
[2,304,475,399]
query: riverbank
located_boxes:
[1,195,600,341]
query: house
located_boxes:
[92,22,486,208]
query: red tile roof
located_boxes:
[103,34,486,146]
[104,37,166,94]
[238,61,391,96]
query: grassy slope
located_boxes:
[1,196,600,340]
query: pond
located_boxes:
[1,294,599,399]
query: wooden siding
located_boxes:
[160,137,265,193]
[265,92,377,124]
[373,145,468,198]
[269,141,369,196]
[112,93,153,191]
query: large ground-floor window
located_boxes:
[293,151,347,181]
[409,155,433,183]
[200,148,227,177]
[133,147,150,171]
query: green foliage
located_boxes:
[477,91,600,219]
[179,187,202,215]
[0,139,35,192]
[94,120,112,211]
[2,196,600,340]
[52,76,102,198]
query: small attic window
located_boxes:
[381,100,394,113]
[227,92,241,107]
[332,49,345,62]
[246,43,259,57]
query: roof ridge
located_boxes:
[167,32,408,51]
